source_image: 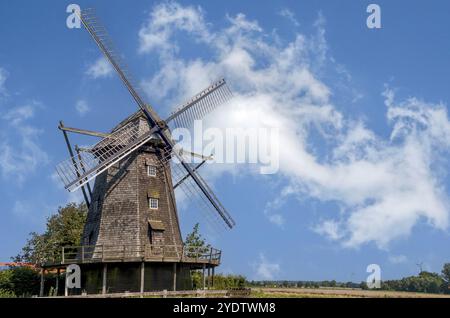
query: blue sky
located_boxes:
[1,0,450,282]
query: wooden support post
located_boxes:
[102,263,107,295]
[207,266,211,289]
[39,268,45,297]
[59,121,90,208]
[202,263,206,290]
[64,268,68,296]
[140,262,145,295]
[212,266,215,289]
[55,268,60,296]
[173,263,177,291]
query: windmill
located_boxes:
[47,8,235,295]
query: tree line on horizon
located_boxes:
[244,264,450,294]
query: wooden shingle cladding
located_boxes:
[82,115,183,257]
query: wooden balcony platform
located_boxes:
[41,244,221,269]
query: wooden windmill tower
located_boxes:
[50,8,235,295]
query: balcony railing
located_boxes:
[43,244,221,266]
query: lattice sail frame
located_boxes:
[166,79,233,129]
[157,146,236,230]
[154,149,234,232]
[56,121,154,192]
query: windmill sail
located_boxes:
[56,121,157,191]
[169,161,235,229]
[166,79,233,129]
[60,8,236,229]
[79,8,160,123]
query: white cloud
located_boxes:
[226,13,262,34]
[0,101,48,184]
[75,99,90,116]
[389,255,408,264]
[2,105,34,125]
[313,220,344,241]
[138,1,211,55]
[138,2,450,249]
[0,67,7,95]
[278,8,300,27]
[86,57,113,79]
[264,186,296,228]
[253,253,281,280]
[268,214,285,227]
[307,92,450,248]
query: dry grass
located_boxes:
[251,287,450,298]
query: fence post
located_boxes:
[55,268,60,296]
[39,268,45,297]
[102,263,107,295]
[207,266,211,290]
[173,263,177,291]
[140,262,145,296]
[64,270,68,297]
[202,263,206,290]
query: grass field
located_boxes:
[40,287,450,298]
[251,287,450,298]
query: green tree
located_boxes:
[381,271,445,294]
[0,269,13,291]
[0,267,40,297]
[185,223,209,248]
[14,202,87,264]
[191,271,203,289]
[360,281,368,290]
[441,263,450,293]
[0,289,15,298]
[191,272,248,290]
[211,274,247,290]
[185,223,214,289]
[184,223,211,257]
[0,202,87,297]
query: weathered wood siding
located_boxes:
[82,115,183,255]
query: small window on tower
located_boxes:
[147,165,157,177]
[149,197,158,210]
